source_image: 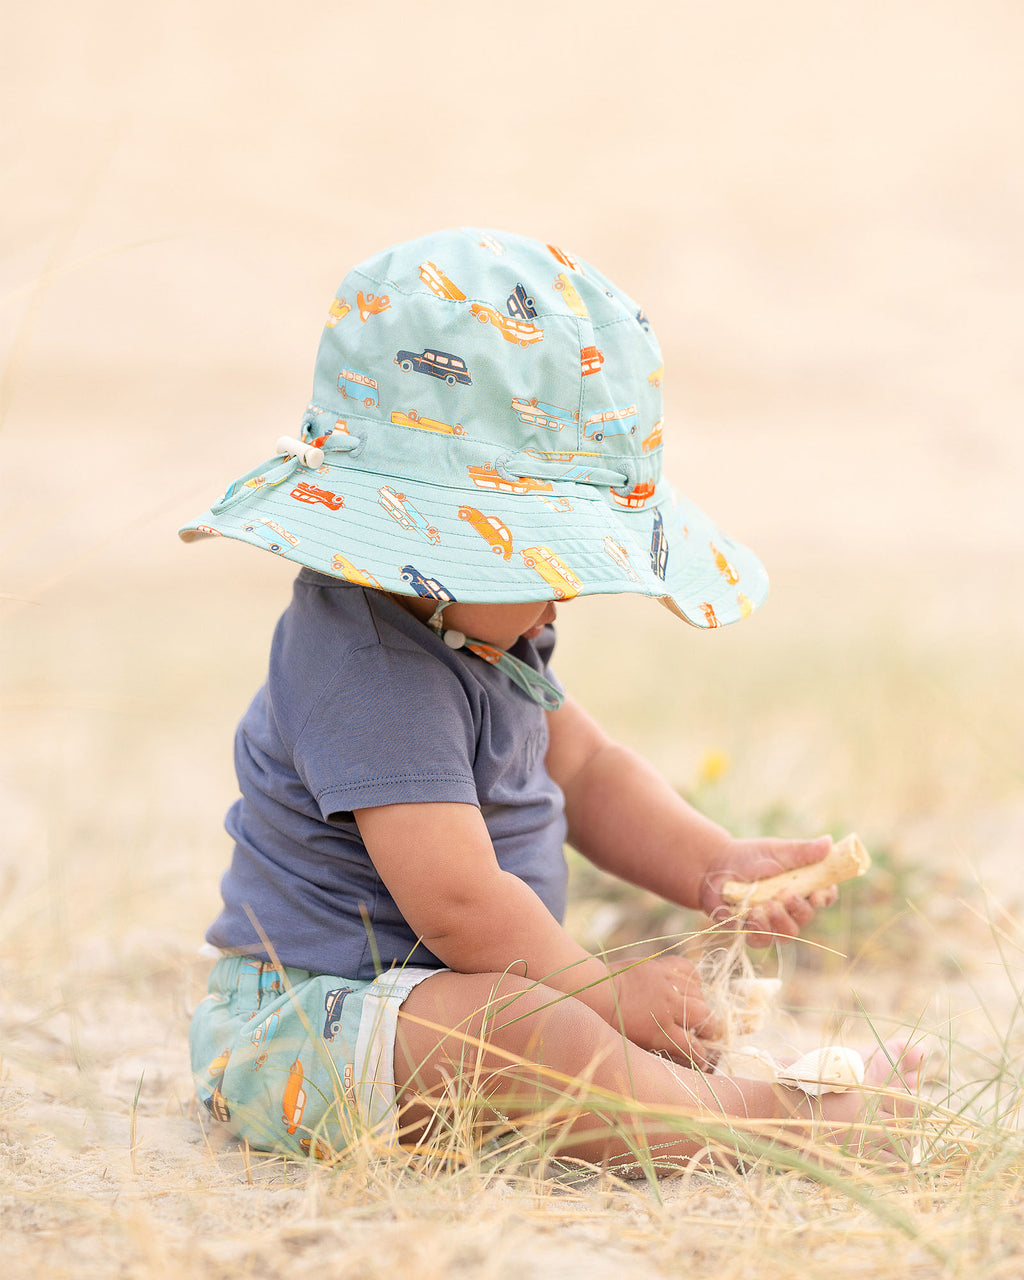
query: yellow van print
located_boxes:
[519,546,582,600]
[391,409,465,436]
[326,297,351,326]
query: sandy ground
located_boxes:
[4,2,1024,1275]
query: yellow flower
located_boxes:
[697,748,732,787]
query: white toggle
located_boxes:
[442,629,466,649]
[276,435,325,469]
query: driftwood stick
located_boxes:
[720,834,871,907]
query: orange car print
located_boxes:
[642,419,663,452]
[291,481,344,511]
[419,261,466,301]
[194,523,222,536]
[700,602,720,628]
[648,364,664,387]
[467,464,553,496]
[520,546,582,599]
[326,297,351,326]
[459,505,513,559]
[357,290,391,322]
[331,554,382,589]
[610,480,656,509]
[553,272,587,317]
[465,640,504,665]
[536,494,574,513]
[547,244,582,272]
[710,542,740,585]
[299,1137,334,1160]
[469,303,544,346]
[580,345,604,376]
[282,1059,307,1135]
[390,409,465,436]
[524,448,599,464]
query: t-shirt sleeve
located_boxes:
[292,640,479,821]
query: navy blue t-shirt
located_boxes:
[206,570,568,978]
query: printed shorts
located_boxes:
[189,955,441,1157]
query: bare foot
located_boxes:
[810,1038,928,1163]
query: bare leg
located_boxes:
[394,971,925,1168]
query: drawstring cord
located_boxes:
[426,604,564,711]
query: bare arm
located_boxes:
[354,800,720,1062]
[545,695,835,943]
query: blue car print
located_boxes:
[337,367,379,407]
[395,348,472,387]
[507,283,538,320]
[400,565,457,601]
[583,406,639,442]
[510,398,579,432]
[650,510,669,580]
[322,988,354,1042]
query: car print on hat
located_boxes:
[181,227,769,631]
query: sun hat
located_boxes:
[179,227,768,630]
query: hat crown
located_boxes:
[307,228,664,478]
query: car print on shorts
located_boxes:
[583,405,638,442]
[203,1088,231,1123]
[459,505,513,559]
[391,409,465,436]
[282,1059,307,1135]
[357,290,391,322]
[610,480,656,510]
[378,486,441,543]
[419,261,467,301]
[604,536,641,585]
[470,302,544,347]
[331,554,383,589]
[553,272,587,318]
[519,545,582,599]
[322,987,354,1042]
[337,368,379,407]
[291,481,344,510]
[510,398,579,432]
[467,464,553,496]
[507,283,537,320]
[207,1047,231,1077]
[710,541,740,585]
[650,510,669,580]
[326,297,351,326]
[400,565,456,600]
[580,345,604,376]
[241,519,300,554]
[250,1012,280,1069]
[395,348,472,386]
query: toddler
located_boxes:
[181,229,920,1166]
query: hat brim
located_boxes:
[179,445,767,629]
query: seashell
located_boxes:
[775,1046,866,1095]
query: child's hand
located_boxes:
[699,836,838,947]
[609,956,722,1068]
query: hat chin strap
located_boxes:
[426,603,564,712]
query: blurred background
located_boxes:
[2,0,1023,1011]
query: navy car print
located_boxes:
[322,988,355,1042]
[650,510,669,580]
[400,565,457,600]
[395,348,472,386]
[507,283,538,319]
